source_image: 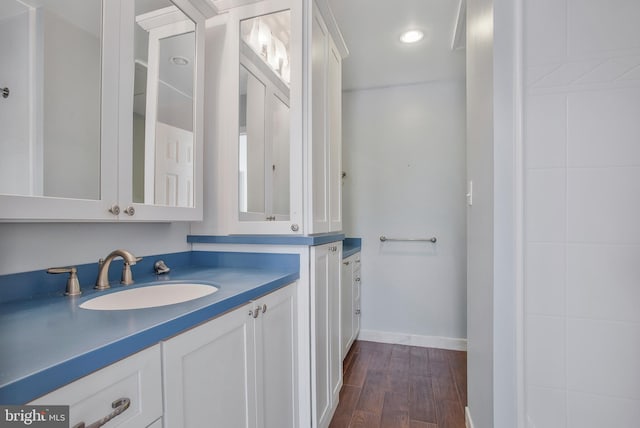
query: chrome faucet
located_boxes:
[95,249,142,290]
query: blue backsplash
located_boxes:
[0,251,299,304]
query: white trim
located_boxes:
[358,329,467,351]
[313,0,349,58]
[465,406,475,428]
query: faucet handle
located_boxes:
[154,260,170,275]
[121,257,142,285]
[47,266,81,296]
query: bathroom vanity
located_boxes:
[1,251,299,427]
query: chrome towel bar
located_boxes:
[379,235,437,243]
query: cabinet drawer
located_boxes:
[30,345,162,428]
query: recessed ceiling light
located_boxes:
[170,56,189,66]
[400,30,424,44]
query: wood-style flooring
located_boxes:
[329,340,467,428]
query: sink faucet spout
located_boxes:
[95,249,141,290]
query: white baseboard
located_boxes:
[358,329,467,351]
[465,406,475,428]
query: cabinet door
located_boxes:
[162,303,256,428]
[118,0,205,222]
[30,345,162,428]
[311,244,331,426]
[340,257,354,359]
[308,4,342,235]
[311,242,342,428]
[327,37,342,232]
[310,7,329,234]
[254,284,297,428]
[0,0,119,221]
[329,243,342,403]
[353,255,361,341]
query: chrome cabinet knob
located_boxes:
[108,204,120,215]
[123,206,135,216]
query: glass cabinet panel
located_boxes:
[0,0,102,201]
[133,0,196,208]
[238,10,291,222]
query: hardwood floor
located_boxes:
[329,341,467,428]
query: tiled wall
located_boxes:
[524,0,640,427]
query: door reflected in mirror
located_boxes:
[133,0,195,207]
[0,0,102,200]
[239,10,291,221]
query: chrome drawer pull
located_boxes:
[249,306,262,318]
[72,397,131,428]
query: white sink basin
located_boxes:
[79,283,218,310]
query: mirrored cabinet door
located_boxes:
[0,0,204,221]
[0,0,118,220]
[227,0,302,234]
[119,0,204,221]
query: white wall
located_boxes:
[0,11,32,195]
[523,0,640,427]
[0,223,191,275]
[342,79,467,345]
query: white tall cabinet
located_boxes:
[188,0,348,426]
[162,283,297,428]
[192,0,347,236]
[311,241,342,428]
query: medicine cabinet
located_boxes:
[0,0,204,221]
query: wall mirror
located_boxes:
[133,0,195,208]
[0,0,102,200]
[238,9,291,221]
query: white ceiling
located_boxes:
[327,0,466,91]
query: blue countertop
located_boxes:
[343,238,362,259]
[187,233,360,258]
[187,232,345,246]
[0,252,299,404]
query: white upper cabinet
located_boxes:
[0,0,204,221]
[308,1,342,234]
[192,0,346,236]
[213,0,304,235]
